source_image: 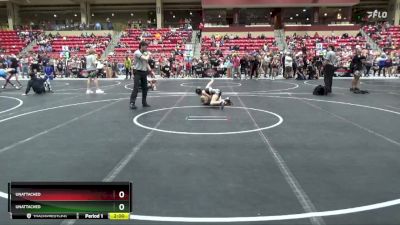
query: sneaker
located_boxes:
[1,85,5,89]
[95,89,104,94]
[220,101,225,110]
[142,104,151,108]
[130,103,137,110]
[15,86,21,90]
[86,89,94,94]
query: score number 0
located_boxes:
[118,191,125,211]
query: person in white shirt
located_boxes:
[284,52,293,79]
[85,49,104,94]
[262,53,271,78]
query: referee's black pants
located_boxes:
[130,70,148,105]
[323,64,334,93]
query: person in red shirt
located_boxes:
[186,60,192,77]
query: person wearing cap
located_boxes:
[85,49,104,94]
[130,41,153,110]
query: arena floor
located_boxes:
[0,78,399,225]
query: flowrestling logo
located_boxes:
[367,10,387,19]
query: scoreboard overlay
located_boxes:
[8,182,132,220]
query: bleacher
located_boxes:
[0,30,29,55]
[376,26,400,51]
[33,35,111,58]
[363,25,400,52]
[286,35,367,56]
[110,28,192,62]
[201,36,278,56]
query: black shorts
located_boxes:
[31,64,40,72]
[34,87,45,94]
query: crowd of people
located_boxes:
[1,45,399,88]
[1,25,399,94]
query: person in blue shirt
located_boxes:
[44,64,54,92]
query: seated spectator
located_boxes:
[307,64,316,79]
[296,68,306,80]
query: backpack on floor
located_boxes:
[313,85,328,96]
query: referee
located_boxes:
[323,45,337,94]
[130,41,152,110]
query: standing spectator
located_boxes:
[376,53,387,77]
[198,22,204,37]
[364,52,374,77]
[281,52,286,78]
[284,52,293,79]
[124,56,132,80]
[392,52,399,77]
[224,57,232,78]
[56,58,64,77]
[240,55,249,79]
[262,53,271,78]
[85,49,104,94]
[323,45,337,93]
[270,54,280,80]
[112,59,118,77]
[386,53,393,77]
[249,56,260,79]
[292,56,298,78]
[350,49,365,92]
[185,60,192,77]
[21,55,29,78]
[232,54,241,79]
[130,41,152,110]
[95,22,102,30]
[106,18,113,30]
[315,55,323,79]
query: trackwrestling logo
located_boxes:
[367,10,387,19]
